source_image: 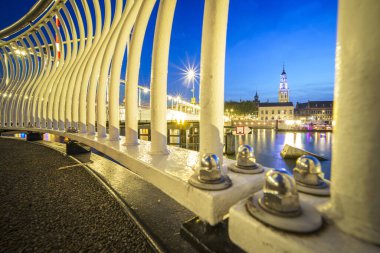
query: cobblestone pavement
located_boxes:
[0,138,154,252]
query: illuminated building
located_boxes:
[295,101,334,124]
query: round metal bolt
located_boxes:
[237,145,256,167]
[259,169,301,217]
[198,153,223,183]
[188,153,232,191]
[66,127,78,133]
[293,155,330,196]
[228,145,264,174]
[293,155,324,186]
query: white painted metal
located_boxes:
[3,2,379,250]
[64,0,87,129]
[96,0,139,139]
[150,0,177,155]
[229,194,380,253]
[325,0,380,245]
[124,0,157,145]
[45,18,66,129]
[38,22,58,128]
[48,15,67,129]
[58,5,79,130]
[77,0,103,133]
[87,0,122,137]
[108,0,143,141]
[199,0,229,162]
[81,0,112,135]
[71,0,94,130]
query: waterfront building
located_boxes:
[295,101,334,124]
[258,102,294,120]
[278,65,289,103]
[258,66,294,120]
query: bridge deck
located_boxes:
[0,127,266,225]
[0,137,153,252]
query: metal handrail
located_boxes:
[0,0,54,39]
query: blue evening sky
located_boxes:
[0,0,338,103]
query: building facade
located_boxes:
[295,101,334,124]
[258,102,294,120]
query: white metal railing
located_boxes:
[0,0,379,252]
[0,0,234,223]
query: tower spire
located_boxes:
[279,65,289,102]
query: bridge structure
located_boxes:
[0,0,379,252]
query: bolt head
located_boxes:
[198,153,223,182]
[66,127,78,133]
[236,145,256,167]
[261,169,300,214]
[293,155,324,186]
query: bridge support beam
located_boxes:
[199,0,230,162]
[328,0,380,245]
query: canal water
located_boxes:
[9,128,332,180]
[231,129,332,179]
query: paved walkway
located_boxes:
[0,138,153,252]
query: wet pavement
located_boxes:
[0,137,154,252]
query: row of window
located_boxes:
[260,116,292,120]
[260,110,293,115]
[298,110,332,115]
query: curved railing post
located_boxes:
[124,0,157,145]
[199,0,230,162]
[149,0,177,155]
[108,0,143,141]
[327,0,380,245]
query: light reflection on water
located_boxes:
[233,129,332,179]
[11,129,332,180]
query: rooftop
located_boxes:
[259,102,294,107]
[296,101,333,109]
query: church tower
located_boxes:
[278,65,289,102]
[254,90,260,105]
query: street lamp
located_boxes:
[185,68,197,104]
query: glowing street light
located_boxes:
[186,69,196,82]
[186,68,198,104]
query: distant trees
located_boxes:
[225,100,258,116]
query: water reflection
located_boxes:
[8,130,332,180]
[230,129,332,180]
